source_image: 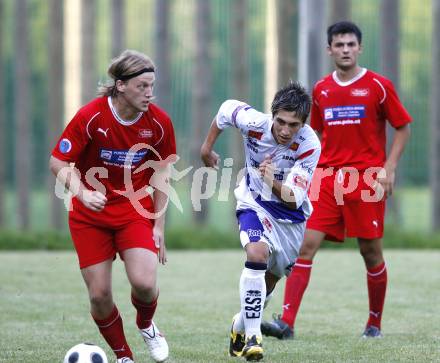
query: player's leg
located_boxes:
[117,220,168,362]
[69,218,134,361]
[358,237,386,338]
[345,191,386,338]
[82,260,135,360]
[261,229,325,340]
[268,172,345,338]
[234,209,269,361]
[240,241,268,361]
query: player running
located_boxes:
[50,50,176,363]
[201,81,321,361]
[261,21,412,340]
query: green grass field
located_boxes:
[0,250,439,363]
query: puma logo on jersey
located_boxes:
[372,220,378,228]
[97,128,109,137]
[321,90,329,97]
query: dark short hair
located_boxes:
[327,21,362,46]
[271,81,311,123]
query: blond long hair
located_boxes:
[97,50,156,97]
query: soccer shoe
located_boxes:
[261,314,294,340]
[229,314,246,357]
[139,321,169,362]
[362,325,383,338]
[242,335,263,362]
[116,358,134,363]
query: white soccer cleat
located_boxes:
[139,321,169,362]
[116,358,134,363]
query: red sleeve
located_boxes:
[155,116,177,162]
[380,78,412,128]
[310,86,323,133]
[51,110,90,162]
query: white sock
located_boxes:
[232,312,245,333]
[239,267,266,337]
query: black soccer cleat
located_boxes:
[261,314,294,340]
[362,325,383,338]
[229,314,246,357]
[242,335,263,362]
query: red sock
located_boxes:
[366,262,387,329]
[131,293,158,329]
[92,305,133,360]
[281,258,313,328]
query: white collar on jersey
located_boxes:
[107,96,143,126]
[332,67,367,87]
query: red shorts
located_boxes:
[69,215,157,269]
[307,168,385,242]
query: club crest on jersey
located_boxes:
[289,142,299,151]
[262,217,273,232]
[59,138,72,153]
[293,175,308,190]
[351,88,370,97]
[139,129,153,138]
[248,130,263,140]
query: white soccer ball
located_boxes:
[63,343,108,363]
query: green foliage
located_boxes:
[0,224,439,250]
[0,230,72,250]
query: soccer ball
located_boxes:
[63,343,108,363]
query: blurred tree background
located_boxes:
[0,0,437,243]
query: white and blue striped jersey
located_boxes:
[216,99,321,223]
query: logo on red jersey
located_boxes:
[351,88,370,97]
[59,138,72,153]
[139,129,153,138]
[320,89,329,97]
[97,127,109,137]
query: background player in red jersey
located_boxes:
[50,50,176,363]
[261,21,412,339]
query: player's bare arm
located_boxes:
[200,118,222,168]
[378,124,411,197]
[49,155,107,211]
[151,164,172,265]
[259,155,297,210]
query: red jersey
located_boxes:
[311,68,412,170]
[51,96,176,224]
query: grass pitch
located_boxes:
[0,250,439,362]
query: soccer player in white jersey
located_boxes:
[201,81,321,361]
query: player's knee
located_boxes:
[299,233,321,259]
[359,245,383,266]
[131,278,157,299]
[246,243,269,263]
[299,240,318,259]
[89,289,112,309]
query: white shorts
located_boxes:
[236,206,305,278]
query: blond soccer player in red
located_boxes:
[50,50,176,363]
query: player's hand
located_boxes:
[79,190,107,211]
[153,226,167,265]
[200,144,220,169]
[259,155,275,183]
[375,166,395,199]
